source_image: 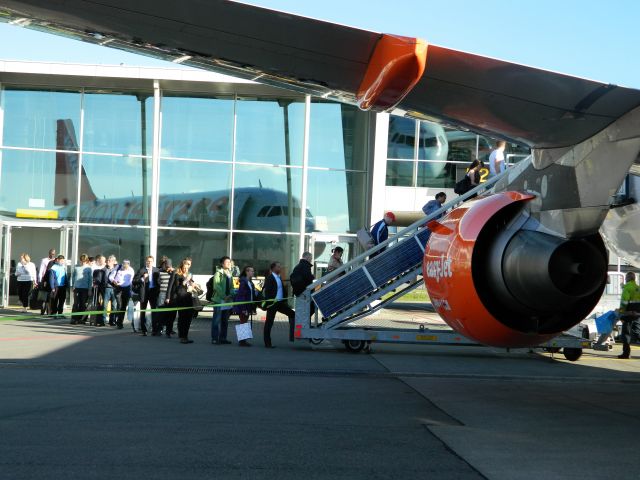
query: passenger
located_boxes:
[92,255,107,327]
[156,258,176,337]
[211,256,234,345]
[15,253,37,313]
[38,248,56,285]
[618,271,640,359]
[454,159,483,197]
[488,140,507,176]
[291,252,316,321]
[326,246,344,274]
[291,252,315,295]
[232,266,258,347]
[70,254,92,325]
[109,258,135,330]
[48,255,68,316]
[229,259,240,278]
[103,255,119,326]
[167,257,196,344]
[422,192,447,219]
[38,248,57,315]
[262,261,295,348]
[134,255,160,336]
[369,212,395,258]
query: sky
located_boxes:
[0,0,638,88]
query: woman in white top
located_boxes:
[15,253,37,312]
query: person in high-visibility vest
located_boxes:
[618,272,640,359]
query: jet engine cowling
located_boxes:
[423,191,607,347]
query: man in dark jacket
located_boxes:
[290,252,315,296]
[91,255,107,326]
[369,212,395,258]
[290,252,316,318]
[133,255,160,336]
[262,261,295,348]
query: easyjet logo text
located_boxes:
[425,255,452,282]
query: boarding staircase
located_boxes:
[295,165,518,331]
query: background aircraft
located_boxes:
[1,0,640,347]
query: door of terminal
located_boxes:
[306,234,359,278]
[0,220,75,308]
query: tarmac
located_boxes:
[1,302,639,479]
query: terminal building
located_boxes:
[0,60,528,305]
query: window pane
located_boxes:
[157,229,228,276]
[0,149,75,220]
[79,154,151,225]
[78,226,150,268]
[232,232,299,285]
[1,88,81,150]
[387,116,415,160]
[446,131,480,163]
[306,169,366,233]
[385,160,414,187]
[83,92,153,155]
[418,121,448,161]
[160,95,233,160]
[417,161,457,188]
[158,159,231,228]
[235,98,304,165]
[309,102,369,170]
[233,164,302,233]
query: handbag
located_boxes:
[37,288,49,302]
[235,322,253,341]
[191,294,204,312]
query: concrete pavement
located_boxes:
[1,306,639,479]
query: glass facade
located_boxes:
[0,84,370,278]
[386,116,530,188]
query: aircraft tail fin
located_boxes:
[54,119,97,206]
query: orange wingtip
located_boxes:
[427,219,452,235]
[357,34,428,111]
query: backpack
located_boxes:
[205,275,214,301]
[454,175,472,195]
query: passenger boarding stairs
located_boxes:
[295,167,514,334]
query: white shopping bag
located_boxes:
[235,322,253,341]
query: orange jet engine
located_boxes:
[423,192,608,347]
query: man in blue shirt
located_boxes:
[422,192,447,219]
[48,255,68,316]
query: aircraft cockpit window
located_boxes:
[267,206,282,217]
[257,206,270,217]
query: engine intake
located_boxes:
[424,192,608,347]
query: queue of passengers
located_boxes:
[14,249,320,347]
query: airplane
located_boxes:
[1,0,640,348]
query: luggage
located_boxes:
[356,228,375,249]
[29,287,43,310]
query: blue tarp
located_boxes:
[595,310,618,334]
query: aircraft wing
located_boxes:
[3,0,640,149]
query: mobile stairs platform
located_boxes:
[294,165,590,362]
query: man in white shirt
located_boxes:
[262,261,295,348]
[109,259,135,329]
[38,249,56,284]
[489,140,507,177]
